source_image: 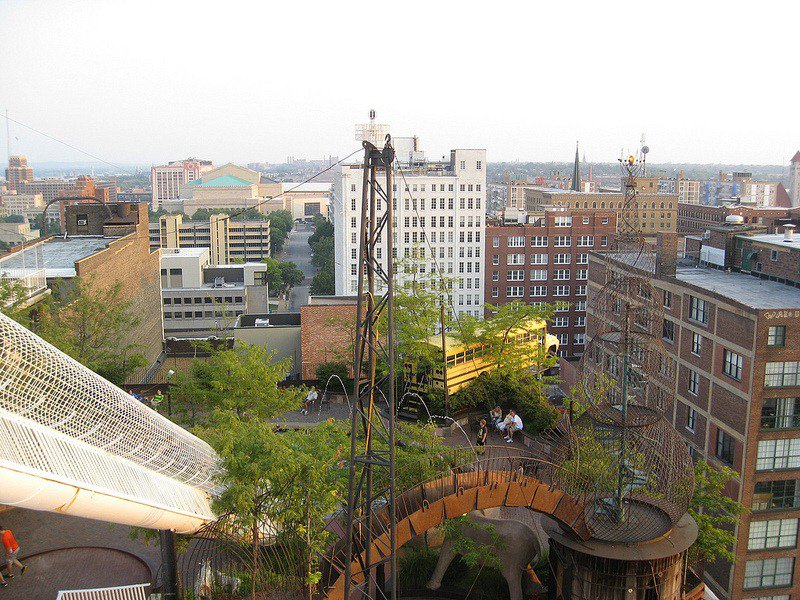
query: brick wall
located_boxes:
[300,302,357,381]
[72,206,162,380]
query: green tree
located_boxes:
[24,277,146,385]
[278,260,304,288]
[268,209,294,254]
[0,278,29,315]
[309,269,334,295]
[688,459,745,567]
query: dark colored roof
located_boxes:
[571,143,581,192]
[237,313,301,327]
[775,183,792,208]
[791,151,800,163]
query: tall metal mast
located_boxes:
[343,131,397,599]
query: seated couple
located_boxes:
[489,406,523,443]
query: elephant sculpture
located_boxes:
[426,509,542,600]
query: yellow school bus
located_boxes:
[403,318,559,396]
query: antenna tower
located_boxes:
[342,131,397,600]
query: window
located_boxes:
[553,317,569,327]
[768,326,787,347]
[575,300,586,311]
[492,271,499,281]
[554,269,570,280]
[576,285,587,296]
[766,362,800,388]
[576,269,588,280]
[744,558,794,589]
[772,249,779,262]
[491,287,498,298]
[492,254,500,265]
[663,290,672,308]
[757,439,800,471]
[492,236,500,247]
[574,333,586,345]
[691,332,702,356]
[553,253,571,264]
[716,429,735,464]
[577,253,589,264]
[762,398,800,429]
[601,217,609,224]
[753,480,800,511]
[531,269,547,281]
[554,285,571,296]
[460,160,466,170]
[507,253,525,265]
[689,296,708,324]
[662,319,675,342]
[723,349,743,381]
[689,370,699,395]
[553,236,571,247]
[508,236,525,247]
[600,235,608,246]
[554,216,572,227]
[748,518,799,550]
[575,316,586,327]
[506,286,524,298]
[531,253,548,265]
[577,235,594,246]
[530,285,547,297]
[686,407,696,431]
[507,269,524,281]
[531,236,548,247]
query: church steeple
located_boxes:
[571,142,581,192]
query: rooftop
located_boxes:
[198,175,253,187]
[160,247,209,258]
[281,182,331,193]
[0,236,112,278]
[739,233,800,249]
[676,266,800,309]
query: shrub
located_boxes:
[315,361,350,389]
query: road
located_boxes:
[277,222,314,312]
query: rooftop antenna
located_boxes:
[640,133,649,177]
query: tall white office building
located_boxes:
[332,137,486,318]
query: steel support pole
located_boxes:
[160,529,179,600]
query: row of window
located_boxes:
[493,269,588,282]
[164,296,243,305]
[493,235,601,248]
[164,310,242,320]
[491,285,587,298]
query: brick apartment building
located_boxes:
[523,187,678,235]
[485,207,616,359]
[587,228,800,599]
[677,202,800,234]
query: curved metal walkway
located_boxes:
[0,313,219,533]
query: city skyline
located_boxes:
[1,1,798,167]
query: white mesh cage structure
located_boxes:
[0,312,220,533]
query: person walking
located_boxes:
[0,525,27,586]
[302,386,318,415]
[476,419,488,455]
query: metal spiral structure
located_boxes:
[0,312,219,533]
[566,152,694,544]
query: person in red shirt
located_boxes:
[0,525,27,586]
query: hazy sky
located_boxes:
[1,0,798,168]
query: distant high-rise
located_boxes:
[5,155,34,190]
[790,151,800,207]
[150,158,213,209]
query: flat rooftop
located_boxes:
[160,247,208,257]
[0,236,112,278]
[740,233,800,249]
[676,266,800,310]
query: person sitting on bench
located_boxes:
[499,410,523,443]
[489,405,503,428]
